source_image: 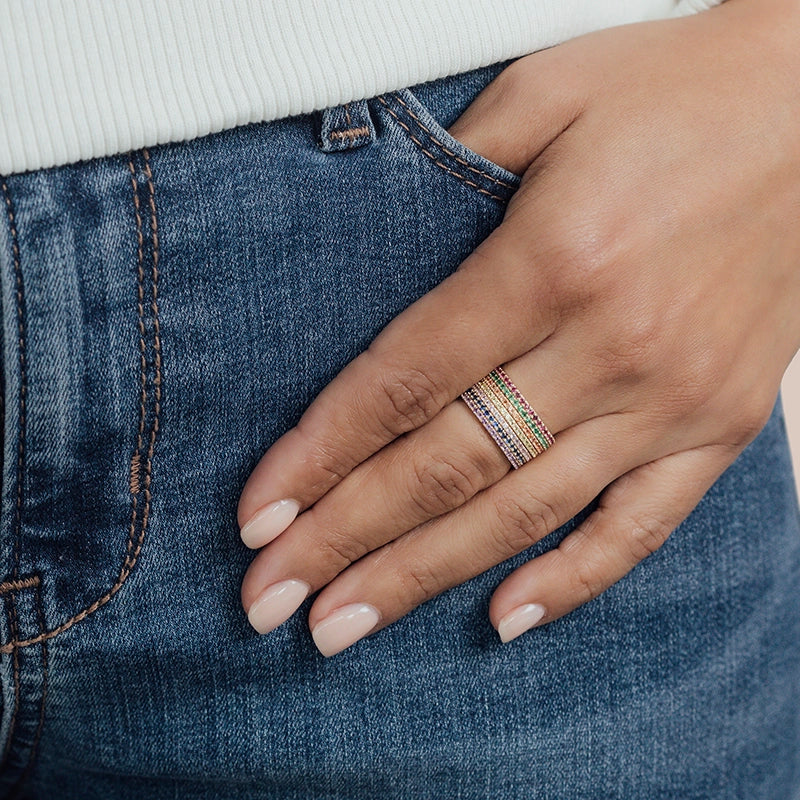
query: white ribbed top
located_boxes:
[0,0,723,175]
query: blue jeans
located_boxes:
[1,58,799,800]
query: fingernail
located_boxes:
[497,603,547,643]
[240,499,300,548]
[247,579,310,634]
[311,603,380,657]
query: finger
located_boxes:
[236,59,588,532]
[240,326,631,636]
[447,50,588,178]
[239,330,612,550]
[238,397,509,552]
[237,220,558,528]
[298,414,651,656]
[489,444,734,642]
[241,334,624,634]
[238,397,510,635]
[240,415,615,639]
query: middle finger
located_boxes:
[241,334,617,631]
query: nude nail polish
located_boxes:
[247,579,310,634]
[497,603,546,643]
[240,499,300,548]
[311,603,380,657]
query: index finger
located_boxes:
[237,218,556,528]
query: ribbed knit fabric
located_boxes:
[0,0,724,175]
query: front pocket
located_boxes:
[0,151,163,654]
[375,86,522,205]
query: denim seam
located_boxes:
[0,578,46,765]
[18,581,48,789]
[124,150,157,571]
[392,92,518,190]
[0,149,162,653]
[0,178,27,762]
[1,598,20,768]
[375,95,508,204]
[0,580,47,792]
[0,183,26,601]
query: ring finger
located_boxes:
[241,335,619,631]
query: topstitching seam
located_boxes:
[13,581,48,791]
[376,96,507,204]
[0,177,27,762]
[391,92,518,190]
[0,149,162,654]
[1,599,20,769]
[0,582,48,795]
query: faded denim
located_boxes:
[1,59,799,799]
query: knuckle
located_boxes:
[625,515,673,562]
[586,297,677,388]
[410,455,486,518]
[494,492,561,552]
[544,218,617,300]
[315,527,369,570]
[271,425,354,502]
[293,425,358,495]
[726,392,774,448]
[615,313,660,371]
[570,555,607,605]
[510,191,619,319]
[395,557,443,605]
[375,367,449,436]
[591,328,660,386]
[306,447,354,493]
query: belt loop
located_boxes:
[318,99,376,153]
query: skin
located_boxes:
[238,0,800,656]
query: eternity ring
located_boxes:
[460,366,555,469]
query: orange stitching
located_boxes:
[125,158,147,570]
[376,97,506,204]
[139,149,162,562]
[129,453,141,494]
[343,102,353,128]
[328,126,371,141]
[0,577,40,595]
[391,92,518,190]
[0,151,162,654]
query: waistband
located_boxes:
[0,0,723,175]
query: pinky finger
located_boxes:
[489,443,736,643]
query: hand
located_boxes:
[237,0,800,656]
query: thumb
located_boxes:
[446,49,587,177]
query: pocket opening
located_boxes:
[376,87,521,205]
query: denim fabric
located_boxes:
[0,58,799,800]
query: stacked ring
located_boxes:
[460,365,555,469]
